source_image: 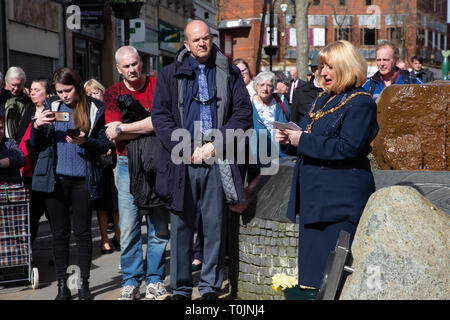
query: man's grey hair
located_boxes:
[253,71,276,92]
[5,66,26,84]
[376,40,400,60]
[115,45,140,65]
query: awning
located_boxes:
[218,19,252,29]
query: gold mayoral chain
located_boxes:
[305,91,371,133]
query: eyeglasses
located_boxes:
[190,84,217,105]
[240,68,249,75]
[256,83,274,89]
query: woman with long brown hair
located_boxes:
[31,68,110,300]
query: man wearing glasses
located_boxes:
[151,20,253,300]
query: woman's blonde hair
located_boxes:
[317,40,367,94]
[84,78,105,95]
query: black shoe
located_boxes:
[112,237,121,251]
[201,292,218,300]
[78,277,92,300]
[100,244,114,255]
[55,279,71,300]
[191,262,202,272]
[171,294,190,300]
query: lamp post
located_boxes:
[262,0,278,71]
[108,0,146,45]
[280,4,287,73]
[442,50,449,80]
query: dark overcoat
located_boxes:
[150,45,253,213]
[286,87,379,288]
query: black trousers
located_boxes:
[24,177,49,244]
[45,177,93,280]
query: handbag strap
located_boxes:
[272,93,288,119]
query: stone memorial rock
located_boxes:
[339,186,449,300]
[373,81,450,170]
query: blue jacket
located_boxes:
[286,87,379,225]
[250,94,290,168]
[362,69,423,100]
[0,137,25,184]
[151,45,253,213]
[30,96,110,200]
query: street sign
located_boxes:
[159,29,181,43]
[121,19,145,43]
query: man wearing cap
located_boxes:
[290,51,323,125]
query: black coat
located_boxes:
[415,68,435,83]
[290,77,323,125]
[151,45,253,213]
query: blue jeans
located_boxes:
[116,156,169,287]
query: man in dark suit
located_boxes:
[411,56,435,83]
[288,68,305,106]
[151,20,253,300]
[290,51,322,125]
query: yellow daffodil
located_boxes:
[271,273,298,292]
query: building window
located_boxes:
[392,0,401,5]
[366,0,373,5]
[334,28,352,41]
[360,28,378,46]
[417,28,425,47]
[73,37,102,82]
[339,0,346,5]
[313,0,320,5]
[388,27,402,42]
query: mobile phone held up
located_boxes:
[50,112,70,122]
[66,128,80,138]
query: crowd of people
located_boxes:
[0,18,438,300]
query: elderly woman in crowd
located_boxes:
[84,79,120,255]
[276,40,379,296]
[248,71,290,181]
[233,58,256,99]
[19,78,52,244]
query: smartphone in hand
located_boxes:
[66,128,80,138]
[53,112,70,122]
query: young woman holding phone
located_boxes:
[31,68,109,300]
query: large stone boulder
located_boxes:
[339,186,449,300]
[373,81,450,170]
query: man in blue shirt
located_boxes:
[363,41,422,100]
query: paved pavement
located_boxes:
[0,215,231,300]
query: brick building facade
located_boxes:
[218,0,449,78]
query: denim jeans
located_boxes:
[116,156,170,287]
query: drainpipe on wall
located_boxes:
[1,0,8,74]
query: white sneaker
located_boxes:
[118,285,140,300]
[145,282,170,300]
